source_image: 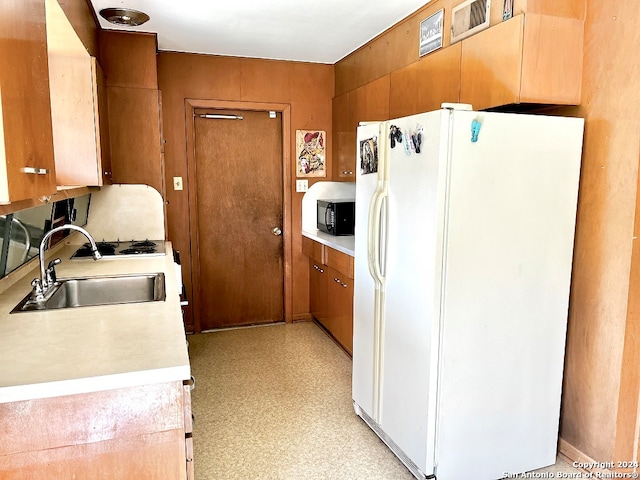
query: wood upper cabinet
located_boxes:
[356,75,390,124]
[332,76,389,181]
[107,87,163,194]
[100,30,164,194]
[46,0,111,187]
[390,43,462,119]
[93,59,113,184]
[460,14,584,110]
[0,0,57,204]
[332,91,357,181]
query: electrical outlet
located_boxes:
[173,176,184,191]
[296,179,308,192]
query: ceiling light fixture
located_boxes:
[99,8,150,26]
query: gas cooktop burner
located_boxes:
[131,240,157,248]
[74,242,117,257]
[71,240,166,259]
[120,246,157,255]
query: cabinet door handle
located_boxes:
[342,170,353,175]
[20,167,49,175]
[313,264,324,273]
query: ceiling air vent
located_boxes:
[451,0,491,44]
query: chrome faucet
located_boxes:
[30,224,102,301]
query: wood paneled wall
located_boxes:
[333,0,638,467]
[157,53,334,329]
[335,0,585,96]
[558,0,640,463]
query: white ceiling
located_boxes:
[88,0,431,64]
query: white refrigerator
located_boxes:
[352,106,584,480]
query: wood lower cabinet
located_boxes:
[309,258,330,326]
[182,382,194,480]
[0,381,193,479]
[327,266,354,354]
[303,236,354,354]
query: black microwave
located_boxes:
[317,199,355,236]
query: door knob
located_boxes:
[272,227,283,236]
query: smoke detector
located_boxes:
[99,8,150,26]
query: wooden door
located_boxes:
[193,109,284,329]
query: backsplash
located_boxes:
[82,184,165,242]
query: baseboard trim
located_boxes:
[558,438,614,474]
[293,313,313,322]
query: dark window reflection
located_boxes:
[0,194,91,278]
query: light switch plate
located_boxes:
[296,179,308,192]
[173,176,184,191]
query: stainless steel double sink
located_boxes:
[11,272,166,313]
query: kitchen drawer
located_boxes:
[326,247,353,279]
[302,236,324,264]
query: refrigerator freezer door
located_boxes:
[433,111,584,478]
[352,122,386,420]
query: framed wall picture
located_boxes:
[296,130,326,177]
[419,9,444,57]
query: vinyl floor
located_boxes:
[187,321,584,480]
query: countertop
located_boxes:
[302,229,355,257]
[0,241,190,404]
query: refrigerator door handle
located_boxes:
[379,193,388,278]
[368,188,387,285]
[367,190,380,282]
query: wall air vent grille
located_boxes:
[451,0,491,44]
